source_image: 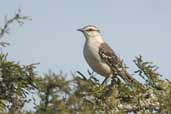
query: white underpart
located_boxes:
[83,35,112,77]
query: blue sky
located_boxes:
[0,0,171,79]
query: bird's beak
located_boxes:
[77,28,84,32]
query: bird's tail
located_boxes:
[110,57,144,88]
[118,69,139,84]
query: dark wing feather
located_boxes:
[98,43,120,67]
[98,43,142,85]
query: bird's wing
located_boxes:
[98,42,120,68]
[98,43,137,84]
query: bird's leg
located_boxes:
[101,77,109,85]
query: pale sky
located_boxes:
[0,0,171,79]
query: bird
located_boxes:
[77,25,136,85]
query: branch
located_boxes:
[118,99,160,113]
[133,55,163,90]
[0,9,31,47]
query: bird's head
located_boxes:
[77,25,101,39]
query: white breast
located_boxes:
[83,39,112,77]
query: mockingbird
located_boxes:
[77,25,136,84]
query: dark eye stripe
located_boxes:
[86,28,95,31]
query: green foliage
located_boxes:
[35,71,71,114]
[0,10,171,114]
[0,53,37,114]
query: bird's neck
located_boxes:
[86,35,105,45]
